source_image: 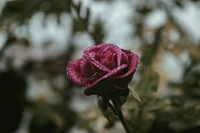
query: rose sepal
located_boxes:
[97,96,110,122]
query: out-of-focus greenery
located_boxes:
[0,0,200,133]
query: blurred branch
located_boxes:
[158,1,190,41]
[0,32,15,60]
[140,26,164,69]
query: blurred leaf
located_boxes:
[89,21,104,44]
[147,112,172,133]
[168,82,182,88]
[180,126,200,133]
[135,68,159,98]
[72,19,87,32]
[0,70,26,133]
[0,0,71,23]
[188,45,200,62]
[86,7,90,23]
[144,98,170,112]
[174,0,184,8]
[183,60,200,98]
[136,7,152,15]
[29,107,57,133]
[167,95,184,107]
[71,1,91,33]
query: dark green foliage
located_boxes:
[0,71,26,133]
[1,0,71,23]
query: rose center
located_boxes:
[88,71,106,83]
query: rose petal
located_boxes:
[100,44,123,67]
[115,53,139,79]
[101,51,112,64]
[84,44,119,55]
[101,52,117,70]
[84,44,122,67]
[80,59,93,77]
[86,64,127,88]
[121,52,129,65]
[89,53,111,72]
[67,59,88,86]
[106,60,117,70]
[110,47,122,67]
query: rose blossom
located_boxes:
[66,44,139,97]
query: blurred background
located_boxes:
[0,0,200,133]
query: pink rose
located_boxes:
[66,44,139,97]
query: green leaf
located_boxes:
[128,86,142,106]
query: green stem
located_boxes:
[111,99,133,133]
